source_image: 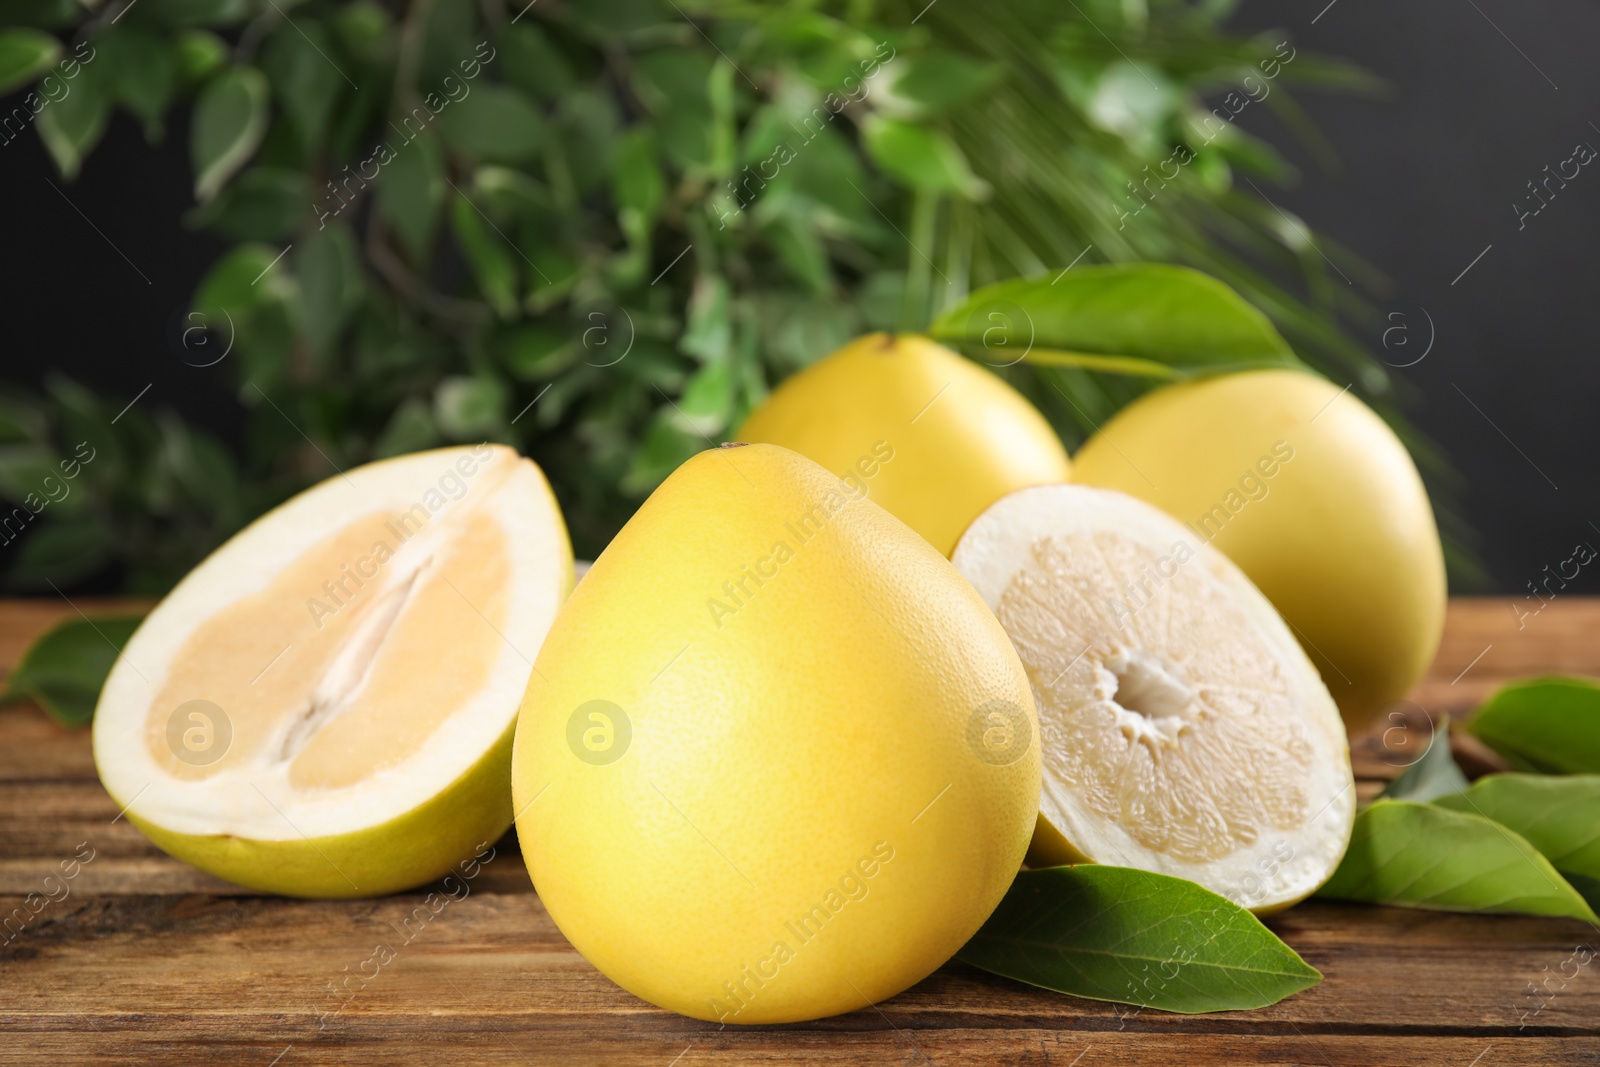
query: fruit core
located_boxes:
[143,506,510,792]
[998,531,1313,863]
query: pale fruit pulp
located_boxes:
[954,484,1355,910]
[93,445,572,897]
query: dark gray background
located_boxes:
[1229,0,1599,596]
[2,0,1594,594]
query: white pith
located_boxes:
[93,446,568,840]
[953,484,1355,909]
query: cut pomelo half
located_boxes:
[953,484,1354,911]
[93,445,572,898]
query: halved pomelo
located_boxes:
[953,484,1354,910]
[93,445,572,898]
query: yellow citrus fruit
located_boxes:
[512,443,1040,1023]
[736,333,1071,555]
[954,484,1355,911]
[93,446,572,897]
[1069,369,1446,730]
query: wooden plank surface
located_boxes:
[2,597,1598,1065]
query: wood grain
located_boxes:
[2,598,1597,1065]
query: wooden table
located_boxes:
[2,598,1597,1065]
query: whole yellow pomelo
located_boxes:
[512,443,1040,1023]
[1070,369,1446,730]
[736,333,1071,555]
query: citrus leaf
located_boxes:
[929,264,1301,378]
[1468,676,1600,775]
[192,242,291,318]
[861,116,988,199]
[501,22,572,102]
[434,375,508,438]
[140,0,251,28]
[5,517,113,589]
[191,65,269,202]
[450,194,518,319]
[376,131,444,264]
[680,274,730,363]
[295,221,363,357]
[496,322,577,381]
[261,20,341,155]
[612,126,664,223]
[98,26,175,139]
[189,166,307,240]
[172,30,227,84]
[1435,774,1600,910]
[1378,715,1469,803]
[887,52,1002,114]
[438,84,544,163]
[956,865,1321,1013]
[0,28,59,96]
[37,73,109,180]
[1,615,143,727]
[372,398,437,459]
[1316,800,1598,922]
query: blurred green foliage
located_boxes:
[0,0,1450,593]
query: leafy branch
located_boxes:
[0,0,1454,592]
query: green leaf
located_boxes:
[622,415,699,496]
[261,21,341,155]
[1316,800,1598,922]
[0,28,59,96]
[674,362,734,436]
[37,73,109,180]
[332,1,391,64]
[434,376,507,438]
[766,216,829,293]
[1435,774,1600,910]
[192,242,291,319]
[1086,62,1176,147]
[1378,715,1469,803]
[929,264,1301,378]
[98,26,175,139]
[0,614,143,727]
[1469,677,1600,775]
[887,52,1002,114]
[139,0,251,28]
[0,444,55,501]
[0,399,46,444]
[612,126,664,224]
[189,166,306,240]
[172,30,227,85]
[860,115,988,199]
[501,23,573,102]
[957,866,1321,1013]
[438,84,544,164]
[295,222,363,357]
[191,65,270,202]
[497,323,577,381]
[633,49,714,169]
[450,194,518,319]
[680,275,730,364]
[373,398,437,459]
[3,517,114,591]
[376,131,445,264]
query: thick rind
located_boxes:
[129,717,515,899]
[92,446,572,895]
[953,483,1355,911]
[512,444,1041,1024]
